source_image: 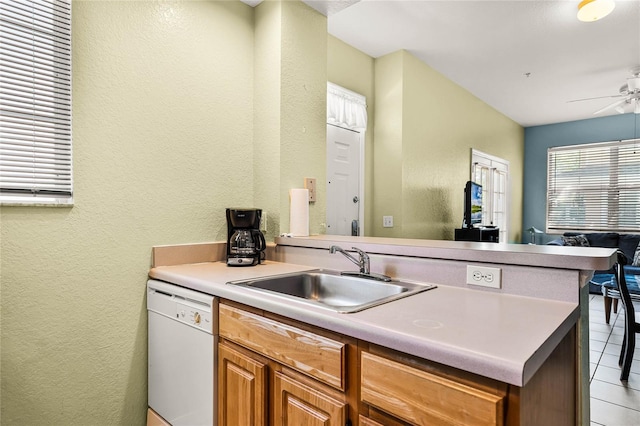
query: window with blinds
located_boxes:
[547,139,640,233]
[0,0,72,205]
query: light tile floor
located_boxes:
[589,294,640,425]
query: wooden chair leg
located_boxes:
[613,298,619,314]
[604,296,612,324]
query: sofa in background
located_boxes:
[547,232,640,294]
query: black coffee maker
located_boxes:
[226,208,266,266]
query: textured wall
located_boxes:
[0,1,254,424]
[326,35,375,235]
[523,114,639,243]
[373,52,406,238]
[254,0,282,239]
[373,51,524,242]
[252,1,327,238]
[279,1,327,236]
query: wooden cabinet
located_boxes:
[217,300,575,426]
[146,408,170,426]
[360,351,505,426]
[219,303,346,389]
[218,301,352,426]
[273,370,347,425]
[358,416,385,426]
[358,330,575,426]
[218,342,268,426]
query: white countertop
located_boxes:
[149,260,579,387]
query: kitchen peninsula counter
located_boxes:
[150,260,576,387]
[149,236,615,388]
[150,236,615,425]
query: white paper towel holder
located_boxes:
[289,188,309,237]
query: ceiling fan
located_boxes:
[569,70,640,115]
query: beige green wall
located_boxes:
[0,1,256,424]
[326,47,524,242]
[278,0,327,237]
[0,1,524,424]
[253,0,327,239]
[254,0,282,239]
[1,1,329,423]
[399,50,524,242]
[327,35,375,235]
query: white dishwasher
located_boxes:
[147,279,217,426]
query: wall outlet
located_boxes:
[260,212,267,232]
[466,265,501,289]
[383,216,393,228]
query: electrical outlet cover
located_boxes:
[466,265,501,289]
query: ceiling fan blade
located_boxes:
[593,99,628,115]
[567,94,624,103]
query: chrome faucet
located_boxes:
[329,245,391,282]
[330,245,370,273]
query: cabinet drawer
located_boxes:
[361,352,504,426]
[219,303,346,389]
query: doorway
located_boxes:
[326,124,363,235]
[326,82,367,236]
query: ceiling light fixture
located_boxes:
[577,0,615,22]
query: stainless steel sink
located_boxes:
[227,270,436,313]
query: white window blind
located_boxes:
[547,139,640,233]
[0,0,72,205]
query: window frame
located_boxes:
[471,149,510,243]
[0,0,73,207]
[546,139,640,233]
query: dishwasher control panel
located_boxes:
[176,301,212,332]
[147,280,215,334]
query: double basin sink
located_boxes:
[227,270,436,313]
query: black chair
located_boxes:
[614,250,640,381]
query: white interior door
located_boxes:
[326,124,361,236]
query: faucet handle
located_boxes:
[350,247,370,274]
[351,247,369,259]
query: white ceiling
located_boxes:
[306,0,640,127]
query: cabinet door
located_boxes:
[273,371,346,426]
[218,342,268,426]
[358,415,385,426]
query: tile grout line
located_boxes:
[590,295,640,424]
[591,391,640,413]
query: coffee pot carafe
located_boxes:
[229,229,265,256]
[226,208,266,266]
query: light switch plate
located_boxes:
[304,178,316,202]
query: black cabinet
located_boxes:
[454,227,499,243]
